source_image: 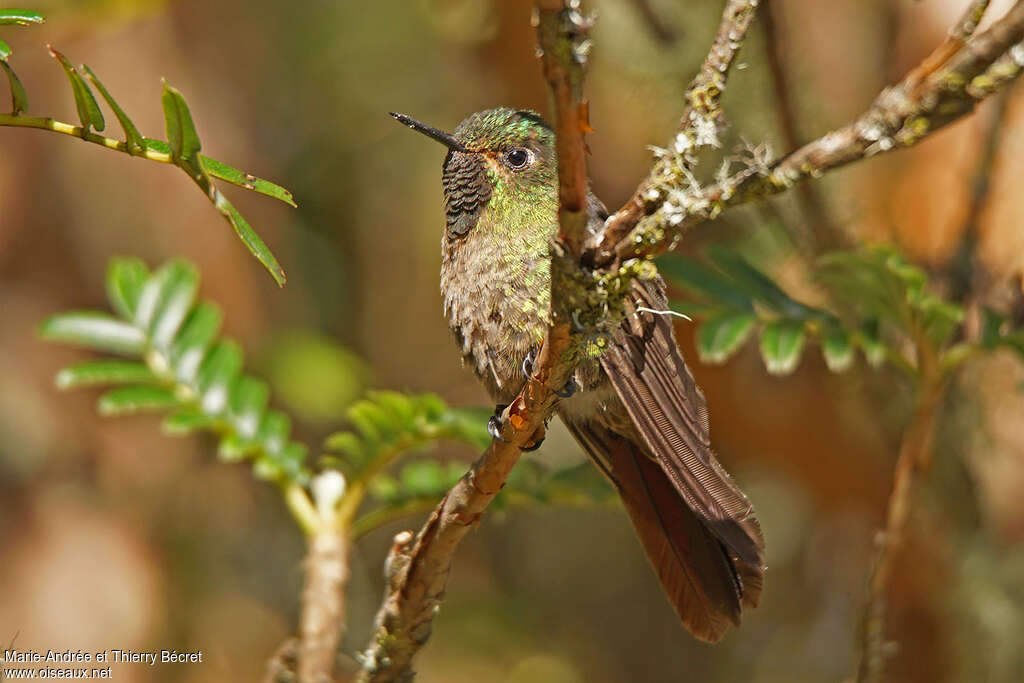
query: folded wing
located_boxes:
[599,278,765,591]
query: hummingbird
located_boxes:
[392,107,765,642]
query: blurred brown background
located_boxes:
[2,0,1023,681]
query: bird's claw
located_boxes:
[520,434,545,452]
[521,346,538,380]
[487,404,509,443]
[554,378,577,398]
[488,403,547,452]
[522,347,575,398]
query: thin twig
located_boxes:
[629,0,678,45]
[762,0,845,251]
[953,0,992,41]
[593,0,761,258]
[857,341,947,683]
[298,528,350,683]
[948,86,1014,303]
[591,1,1024,266]
[267,481,352,683]
[0,113,172,161]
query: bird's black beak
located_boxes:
[390,112,469,153]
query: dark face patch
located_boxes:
[441,150,492,239]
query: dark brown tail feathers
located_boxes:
[563,420,762,642]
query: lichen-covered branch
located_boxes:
[953,0,991,41]
[593,0,760,258]
[536,0,593,256]
[590,0,1024,266]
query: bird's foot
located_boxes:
[520,425,546,452]
[523,347,576,398]
[487,404,509,442]
[488,403,547,451]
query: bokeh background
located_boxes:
[2,0,1024,681]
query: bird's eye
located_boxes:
[503,147,532,170]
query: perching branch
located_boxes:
[355,2,595,680]
[536,0,593,256]
[355,333,574,682]
[589,0,1024,266]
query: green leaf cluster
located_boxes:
[40,258,310,485]
[659,246,1011,378]
[323,392,491,481]
[0,11,293,285]
[817,247,964,348]
[662,245,840,375]
[323,393,617,538]
[0,8,43,113]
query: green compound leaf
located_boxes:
[0,9,45,25]
[256,411,291,457]
[196,340,244,415]
[399,460,448,497]
[919,296,964,347]
[56,360,158,389]
[696,311,756,364]
[817,249,907,324]
[98,386,182,416]
[980,307,1008,349]
[228,375,270,441]
[759,320,807,376]
[0,59,28,114]
[42,257,311,486]
[157,82,286,286]
[324,392,490,478]
[40,312,146,355]
[81,65,145,153]
[0,38,9,59]
[48,47,104,132]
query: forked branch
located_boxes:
[589,0,1024,266]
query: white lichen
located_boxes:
[691,115,721,148]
